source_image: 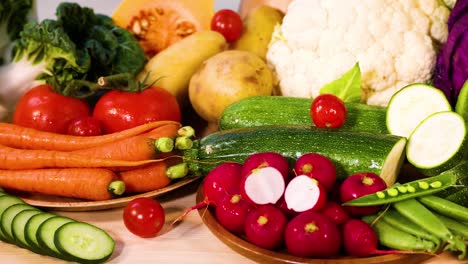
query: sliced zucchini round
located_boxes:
[12,209,42,249]
[407,111,467,176]
[386,83,452,138]
[54,221,115,264]
[1,203,37,242]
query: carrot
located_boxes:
[0,121,180,151]
[0,168,125,201]
[72,123,181,161]
[0,144,161,170]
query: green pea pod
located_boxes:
[393,198,466,259]
[343,172,457,206]
[362,215,437,252]
[418,195,468,222]
[435,213,468,239]
[379,209,441,249]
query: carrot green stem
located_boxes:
[108,180,126,196]
[154,137,174,153]
[166,163,189,179]
[175,137,193,150]
[178,126,195,138]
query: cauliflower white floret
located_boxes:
[266,0,450,106]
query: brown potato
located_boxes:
[189,50,274,126]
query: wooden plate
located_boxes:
[196,185,433,264]
[12,176,200,212]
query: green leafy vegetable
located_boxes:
[319,62,362,103]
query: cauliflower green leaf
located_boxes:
[320,63,362,103]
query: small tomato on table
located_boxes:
[93,86,181,134]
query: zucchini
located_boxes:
[1,203,38,242]
[436,161,468,207]
[12,209,42,249]
[0,195,26,242]
[36,216,75,259]
[55,222,115,264]
[406,111,467,176]
[24,212,56,254]
[183,126,407,185]
[386,83,452,138]
[219,96,388,134]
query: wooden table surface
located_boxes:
[0,179,465,264]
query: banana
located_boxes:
[137,30,228,105]
[232,5,284,60]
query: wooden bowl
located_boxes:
[196,185,433,264]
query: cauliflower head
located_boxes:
[266,0,450,106]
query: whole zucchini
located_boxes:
[219,96,388,134]
[183,126,406,185]
[435,161,468,207]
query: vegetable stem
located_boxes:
[154,137,174,153]
[108,180,126,196]
[166,163,189,179]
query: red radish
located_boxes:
[340,172,387,216]
[284,175,327,213]
[240,166,285,205]
[320,201,350,225]
[342,219,412,257]
[275,196,299,219]
[215,193,255,234]
[244,205,287,250]
[167,162,243,229]
[285,211,341,258]
[293,153,336,191]
[241,152,290,181]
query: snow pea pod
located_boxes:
[418,195,468,222]
[393,198,466,259]
[343,172,457,206]
[435,213,468,239]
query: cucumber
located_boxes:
[55,222,115,264]
[436,161,468,207]
[12,209,42,249]
[219,96,388,134]
[24,212,56,254]
[406,111,467,176]
[36,216,75,259]
[1,203,38,242]
[386,83,452,138]
[183,126,407,185]
[0,195,26,242]
[455,80,468,121]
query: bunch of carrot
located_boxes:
[0,121,194,201]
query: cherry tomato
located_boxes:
[67,117,102,136]
[13,84,91,134]
[310,94,347,128]
[92,87,181,134]
[211,9,243,43]
[123,197,165,238]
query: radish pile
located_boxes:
[199,151,403,258]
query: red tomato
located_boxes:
[123,197,165,238]
[67,117,102,136]
[13,84,91,134]
[211,9,243,43]
[310,94,347,128]
[92,87,181,134]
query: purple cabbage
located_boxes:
[433,1,468,105]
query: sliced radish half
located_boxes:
[241,167,285,205]
[284,175,327,212]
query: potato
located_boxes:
[189,50,274,126]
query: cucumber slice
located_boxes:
[407,111,467,176]
[456,80,468,140]
[12,209,42,249]
[386,84,452,138]
[1,203,37,242]
[55,222,115,264]
[37,216,74,259]
[24,212,56,254]
[0,195,25,242]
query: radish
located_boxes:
[283,175,327,213]
[293,153,336,191]
[202,162,243,206]
[285,211,342,258]
[340,172,387,216]
[241,152,290,181]
[240,166,285,205]
[275,196,299,219]
[342,219,413,257]
[244,205,287,250]
[320,201,350,225]
[215,193,255,234]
